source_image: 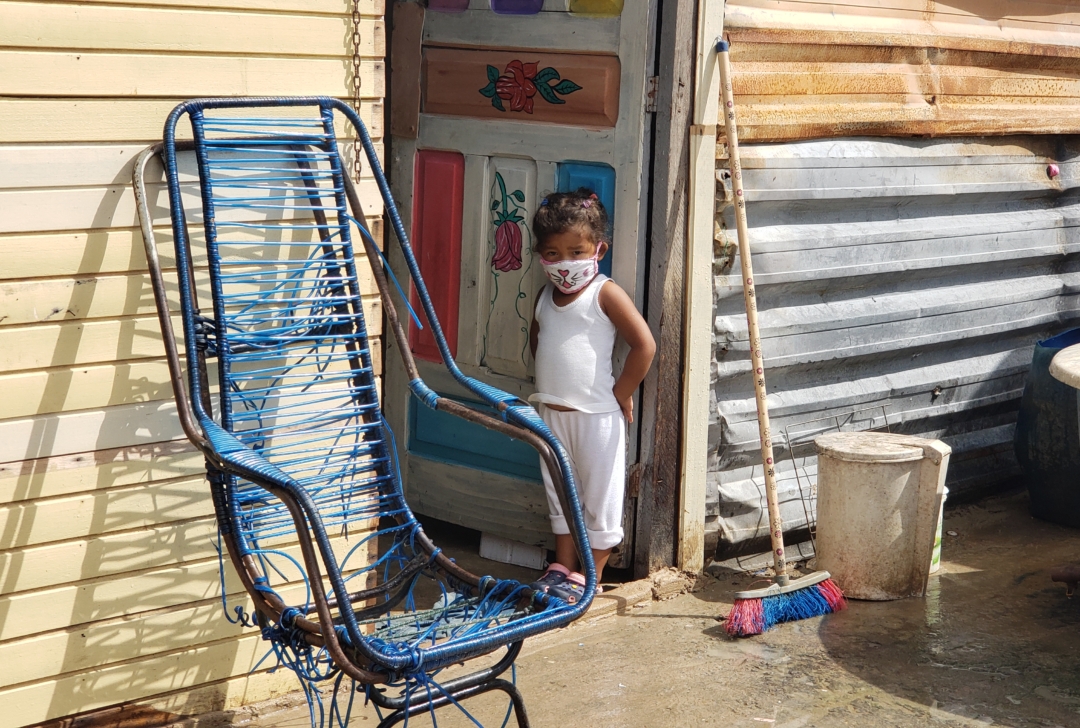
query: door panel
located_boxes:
[428,0,468,11]
[569,0,623,15]
[388,0,656,557]
[409,149,464,361]
[422,48,621,128]
[491,0,544,15]
[408,393,542,480]
[422,9,622,55]
[556,161,616,277]
[478,157,539,379]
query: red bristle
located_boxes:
[816,578,847,612]
[725,597,765,637]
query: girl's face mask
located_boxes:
[541,253,599,293]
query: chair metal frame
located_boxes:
[132,97,596,727]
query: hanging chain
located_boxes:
[350,0,364,184]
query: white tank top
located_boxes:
[530,275,620,414]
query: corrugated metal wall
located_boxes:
[708,0,1080,553]
[709,136,1080,549]
[0,2,385,724]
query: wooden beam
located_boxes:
[678,1,724,573]
[635,0,698,578]
[389,0,423,139]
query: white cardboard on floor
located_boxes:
[479,532,547,570]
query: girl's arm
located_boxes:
[600,281,656,423]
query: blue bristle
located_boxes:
[759,584,833,630]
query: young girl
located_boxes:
[527,189,656,603]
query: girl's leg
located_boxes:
[538,408,579,567]
[554,534,612,580]
[570,410,626,577]
[537,407,625,589]
[554,533,578,572]
[592,546,613,577]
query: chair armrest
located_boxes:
[458,375,530,409]
[197,415,388,669]
[197,417,332,545]
[407,377,556,450]
[199,416,299,492]
[408,376,528,414]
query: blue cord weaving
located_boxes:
[154,98,597,728]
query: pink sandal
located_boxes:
[529,565,587,604]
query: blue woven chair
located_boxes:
[131,97,596,728]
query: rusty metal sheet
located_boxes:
[707,135,1080,552]
[722,0,1080,141]
[728,0,1080,55]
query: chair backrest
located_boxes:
[163,100,400,576]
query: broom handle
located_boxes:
[716,40,788,585]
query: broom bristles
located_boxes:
[725,577,846,637]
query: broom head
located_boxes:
[725,571,846,637]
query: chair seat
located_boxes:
[348,576,575,674]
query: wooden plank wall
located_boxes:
[0,1,386,725]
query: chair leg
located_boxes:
[488,678,531,728]
[375,677,530,728]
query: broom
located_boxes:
[715,39,846,636]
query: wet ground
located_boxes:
[221,490,1080,727]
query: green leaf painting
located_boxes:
[533,67,559,85]
[553,79,582,95]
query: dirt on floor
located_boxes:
[199,490,1080,728]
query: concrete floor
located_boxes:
[228,490,1080,727]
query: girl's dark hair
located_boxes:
[531,188,610,247]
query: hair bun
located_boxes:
[531,188,610,247]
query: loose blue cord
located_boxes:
[345,213,424,331]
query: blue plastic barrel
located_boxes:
[1015,327,1080,527]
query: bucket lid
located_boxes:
[1050,344,1080,389]
[814,432,927,463]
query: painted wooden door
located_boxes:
[386,0,655,561]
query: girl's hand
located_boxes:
[617,393,634,423]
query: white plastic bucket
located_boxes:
[814,432,951,600]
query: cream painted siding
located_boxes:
[0,1,385,725]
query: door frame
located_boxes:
[633,0,705,577]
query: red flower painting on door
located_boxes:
[483,171,534,368]
[480,61,582,113]
[490,172,525,272]
[495,61,538,113]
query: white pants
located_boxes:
[538,406,626,551]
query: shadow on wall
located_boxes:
[0,154,253,724]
